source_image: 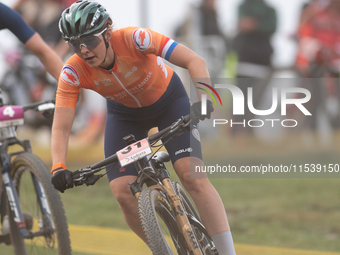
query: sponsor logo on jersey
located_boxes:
[94,80,100,85]
[137,71,152,88]
[132,28,152,51]
[102,79,113,86]
[61,65,80,86]
[192,128,200,142]
[125,66,138,78]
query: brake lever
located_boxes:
[72,167,93,182]
[84,175,101,186]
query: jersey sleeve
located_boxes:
[0,3,35,44]
[124,27,179,61]
[56,56,83,109]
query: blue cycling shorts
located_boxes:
[104,72,202,182]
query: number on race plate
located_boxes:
[3,106,15,117]
[117,138,152,167]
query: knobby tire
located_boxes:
[7,152,71,255]
[137,188,189,255]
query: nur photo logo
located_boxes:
[196,82,222,115]
[196,82,313,128]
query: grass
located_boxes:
[213,178,340,252]
[198,131,340,252]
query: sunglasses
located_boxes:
[67,28,107,53]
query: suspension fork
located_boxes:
[161,177,203,255]
[30,172,54,231]
[2,155,30,239]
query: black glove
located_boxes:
[190,100,214,125]
[51,170,74,193]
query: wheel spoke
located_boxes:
[7,153,71,255]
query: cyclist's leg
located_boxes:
[104,113,150,244]
[109,176,147,243]
[174,157,236,254]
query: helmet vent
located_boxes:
[75,20,81,34]
[79,3,89,11]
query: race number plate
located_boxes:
[117,138,152,167]
[0,106,24,127]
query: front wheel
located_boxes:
[172,181,219,255]
[7,152,72,255]
[137,188,189,255]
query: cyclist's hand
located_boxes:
[51,170,74,193]
[190,100,214,125]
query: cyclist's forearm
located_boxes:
[51,107,75,173]
[51,129,69,166]
[187,58,211,101]
[25,33,64,80]
[168,44,211,101]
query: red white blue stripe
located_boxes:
[161,38,178,61]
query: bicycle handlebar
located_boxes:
[22,99,55,112]
[71,114,191,184]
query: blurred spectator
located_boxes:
[233,0,277,69]
[231,0,277,135]
[173,0,228,140]
[174,0,227,80]
[295,0,340,76]
[294,0,340,133]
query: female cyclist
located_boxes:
[50,1,236,254]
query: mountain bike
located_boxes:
[0,98,72,255]
[69,114,219,255]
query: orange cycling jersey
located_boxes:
[56,27,179,108]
